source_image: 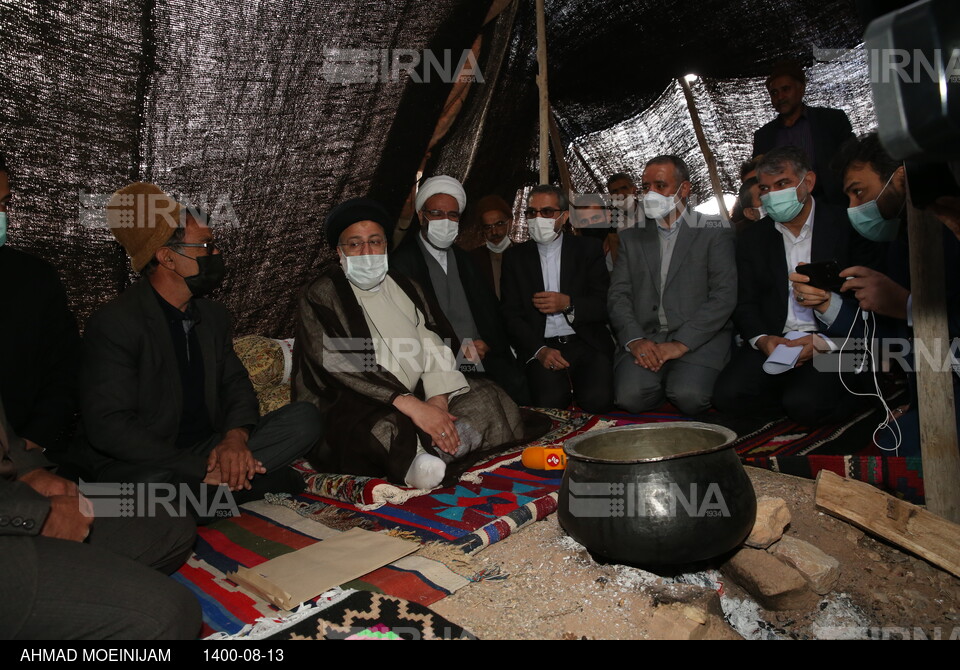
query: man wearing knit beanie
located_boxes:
[78,183,324,518]
[0,171,200,640]
[391,176,528,405]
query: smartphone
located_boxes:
[796,260,845,293]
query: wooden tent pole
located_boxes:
[907,184,960,522]
[679,77,729,222]
[535,0,549,184]
[548,111,573,197]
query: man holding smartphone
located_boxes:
[713,146,879,425]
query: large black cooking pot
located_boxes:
[558,422,756,567]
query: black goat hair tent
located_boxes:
[1,0,879,336]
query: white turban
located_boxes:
[415,175,467,213]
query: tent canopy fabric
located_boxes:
[1,0,878,337]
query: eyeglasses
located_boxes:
[524,207,562,219]
[422,209,461,221]
[338,238,387,253]
[481,220,510,230]
[171,241,220,254]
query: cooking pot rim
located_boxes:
[562,422,738,464]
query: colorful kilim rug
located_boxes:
[258,591,476,640]
[275,409,617,547]
[178,403,926,636]
[606,403,924,503]
[173,500,471,638]
[711,398,925,504]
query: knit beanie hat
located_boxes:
[106,182,181,271]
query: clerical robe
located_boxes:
[293,267,524,484]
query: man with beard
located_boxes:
[293,198,525,490]
[392,176,526,404]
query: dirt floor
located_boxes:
[430,467,960,640]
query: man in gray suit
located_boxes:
[608,156,737,415]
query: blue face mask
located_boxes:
[0,212,6,246]
[846,173,901,242]
[760,185,807,223]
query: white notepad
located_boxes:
[762,331,809,375]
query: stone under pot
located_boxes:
[558,422,757,567]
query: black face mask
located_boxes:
[182,253,226,297]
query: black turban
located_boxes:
[324,198,394,247]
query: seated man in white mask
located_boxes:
[293,198,525,490]
[391,176,526,404]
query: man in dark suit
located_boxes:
[392,177,527,404]
[0,398,200,639]
[609,156,737,415]
[753,62,854,206]
[501,184,614,413]
[793,133,960,454]
[713,146,878,425]
[0,153,81,459]
[80,183,322,508]
[467,194,514,300]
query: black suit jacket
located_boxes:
[501,234,614,363]
[0,246,80,452]
[468,244,498,297]
[79,280,260,482]
[753,105,854,205]
[733,200,880,343]
[0,398,53,537]
[391,233,511,355]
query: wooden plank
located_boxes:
[907,184,960,523]
[679,77,730,223]
[484,0,515,25]
[815,470,960,577]
[548,111,573,198]
[535,0,549,183]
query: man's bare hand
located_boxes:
[839,266,909,320]
[536,347,570,371]
[532,291,571,315]
[473,339,491,360]
[394,395,460,455]
[756,335,790,358]
[207,429,263,491]
[790,264,832,313]
[461,339,491,363]
[40,495,94,542]
[202,467,225,487]
[655,341,689,365]
[628,339,662,371]
[20,469,78,498]
[784,334,831,365]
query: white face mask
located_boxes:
[485,235,511,254]
[425,219,458,249]
[527,217,560,244]
[642,187,681,220]
[341,252,388,290]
